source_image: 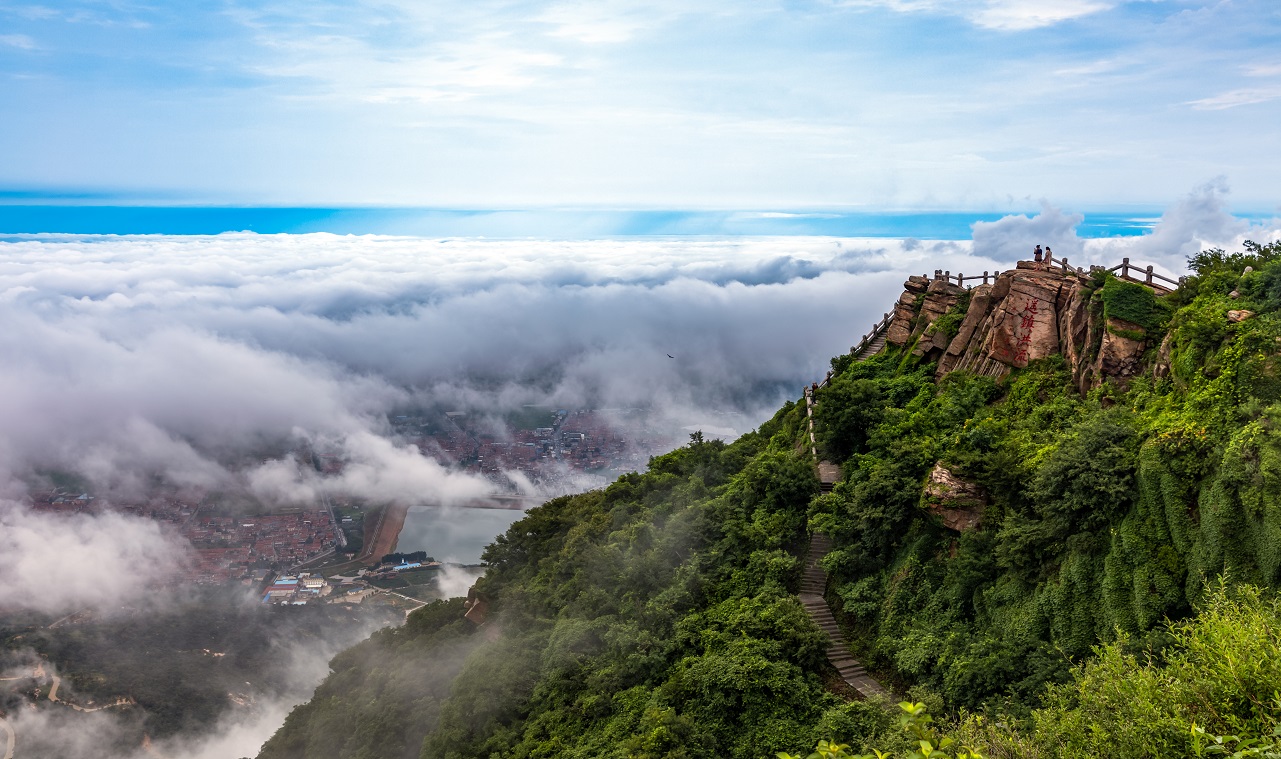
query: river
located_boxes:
[395,504,529,565]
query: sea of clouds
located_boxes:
[2,181,1278,613]
[0,180,1277,757]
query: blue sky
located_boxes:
[1,0,1279,210]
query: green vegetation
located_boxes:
[928,291,973,342]
[368,565,440,590]
[504,405,560,431]
[258,599,477,759]
[968,580,1281,758]
[782,581,1281,759]
[335,504,366,555]
[1100,276,1169,333]
[259,241,1281,759]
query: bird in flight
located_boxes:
[667,354,675,359]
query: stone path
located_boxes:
[853,330,889,361]
[799,533,889,699]
[796,312,893,700]
[816,461,841,493]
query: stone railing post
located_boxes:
[1121,257,1130,280]
[1146,265,1154,285]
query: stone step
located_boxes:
[799,531,890,700]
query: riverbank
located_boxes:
[361,503,409,566]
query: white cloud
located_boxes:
[1187,86,1281,110]
[437,564,484,598]
[1243,63,1281,77]
[537,1,672,44]
[0,33,36,49]
[0,502,189,614]
[971,0,1114,30]
[1101,177,1260,266]
[971,201,1086,261]
[838,0,1115,29]
[0,234,950,512]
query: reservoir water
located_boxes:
[396,504,528,565]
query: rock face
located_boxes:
[1094,317,1147,380]
[1152,332,1174,379]
[921,463,986,532]
[884,276,929,346]
[885,260,1160,390]
[911,279,967,359]
[463,591,488,625]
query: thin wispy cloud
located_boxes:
[836,0,1116,30]
[1188,86,1281,110]
[0,33,36,49]
[1243,63,1281,77]
[971,0,1115,30]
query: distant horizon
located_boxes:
[3,203,1276,239]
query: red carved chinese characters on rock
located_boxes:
[1014,298,1038,363]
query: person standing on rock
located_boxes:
[1034,245,1043,262]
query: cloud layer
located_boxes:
[0,189,1276,518]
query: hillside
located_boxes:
[257,240,1281,759]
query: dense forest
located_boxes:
[259,241,1281,759]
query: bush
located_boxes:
[1100,276,1169,333]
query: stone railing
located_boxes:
[930,269,1010,287]
[1100,257,1183,292]
[930,256,1183,294]
[850,310,893,359]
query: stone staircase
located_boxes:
[817,461,841,493]
[796,311,894,700]
[799,532,889,699]
[852,330,888,361]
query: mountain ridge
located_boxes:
[257,240,1281,759]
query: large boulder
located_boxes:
[985,274,1065,368]
[886,263,1168,388]
[1093,317,1147,382]
[885,286,924,346]
[922,463,986,532]
[935,266,1085,378]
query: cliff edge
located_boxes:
[886,259,1166,392]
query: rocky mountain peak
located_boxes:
[885,258,1160,392]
